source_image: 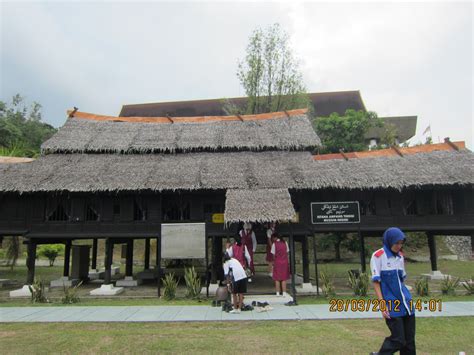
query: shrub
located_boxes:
[461,277,474,295]
[415,277,430,296]
[184,267,201,299]
[61,281,83,304]
[162,273,179,301]
[320,268,336,298]
[29,279,49,303]
[441,276,460,296]
[348,270,369,296]
[38,244,64,266]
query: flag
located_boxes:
[422,125,431,135]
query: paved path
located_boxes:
[1,302,472,322]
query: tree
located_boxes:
[0,94,56,157]
[313,109,382,154]
[225,23,311,115]
[38,244,64,267]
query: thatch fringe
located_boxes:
[0,150,472,193]
[224,188,296,223]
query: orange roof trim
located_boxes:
[313,141,466,161]
[0,156,35,164]
[67,108,308,124]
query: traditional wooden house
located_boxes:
[0,108,472,299]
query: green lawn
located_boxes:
[0,318,472,354]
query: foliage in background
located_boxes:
[184,266,201,300]
[29,278,49,303]
[404,232,428,251]
[0,94,56,157]
[224,23,311,115]
[319,268,336,298]
[162,273,179,301]
[441,276,460,295]
[348,271,369,296]
[37,244,64,266]
[415,276,430,296]
[313,109,382,154]
[61,281,83,304]
[4,236,21,270]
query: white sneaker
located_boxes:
[248,278,252,283]
[276,292,281,296]
[229,308,241,314]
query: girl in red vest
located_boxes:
[266,222,277,277]
[271,234,290,296]
[226,235,251,269]
[239,222,257,282]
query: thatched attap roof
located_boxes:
[0,148,472,193]
[41,109,321,154]
[224,189,296,223]
[311,149,473,190]
[0,151,316,193]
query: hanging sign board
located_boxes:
[212,213,224,224]
[311,202,360,224]
[161,223,206,259]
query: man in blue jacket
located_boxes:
[370,227,416,355]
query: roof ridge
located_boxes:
[67,108,309,124]
[313,141,466,161]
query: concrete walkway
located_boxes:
[0,302,472,322]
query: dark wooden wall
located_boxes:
[0,187,473,239]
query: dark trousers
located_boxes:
[379,314,416,355]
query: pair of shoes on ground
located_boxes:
[255,305,274,313]
[229,308,241,314]
[276,292,288,297]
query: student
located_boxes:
[239,222,257,282]
[223,252,248,314]
[370,227,416,355]
[266,222,277,277]
[271,234,290,296]
[226,235,251,269]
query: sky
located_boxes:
[1,1,472,148]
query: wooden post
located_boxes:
[211,236,220,284]
[289,226,297,304]
[104,238,113,285]
[301,236,310,283]
[26,239,37,285]
[144,238,150,270]
[312,231,320,296]
[125,239,134,277]
[91,238,98,270]
[63,240,72,277]
[156,235,161,297]
[359,229,366,273]
[427,232,438,271]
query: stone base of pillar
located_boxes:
[90,284,124,296]
[201,283,219,296]
[10,285,33,298]
[116,276,142,287]
[422,270,450,280]
[88,269,105,280]
[295,282,322,294]
[50,276,80,288]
